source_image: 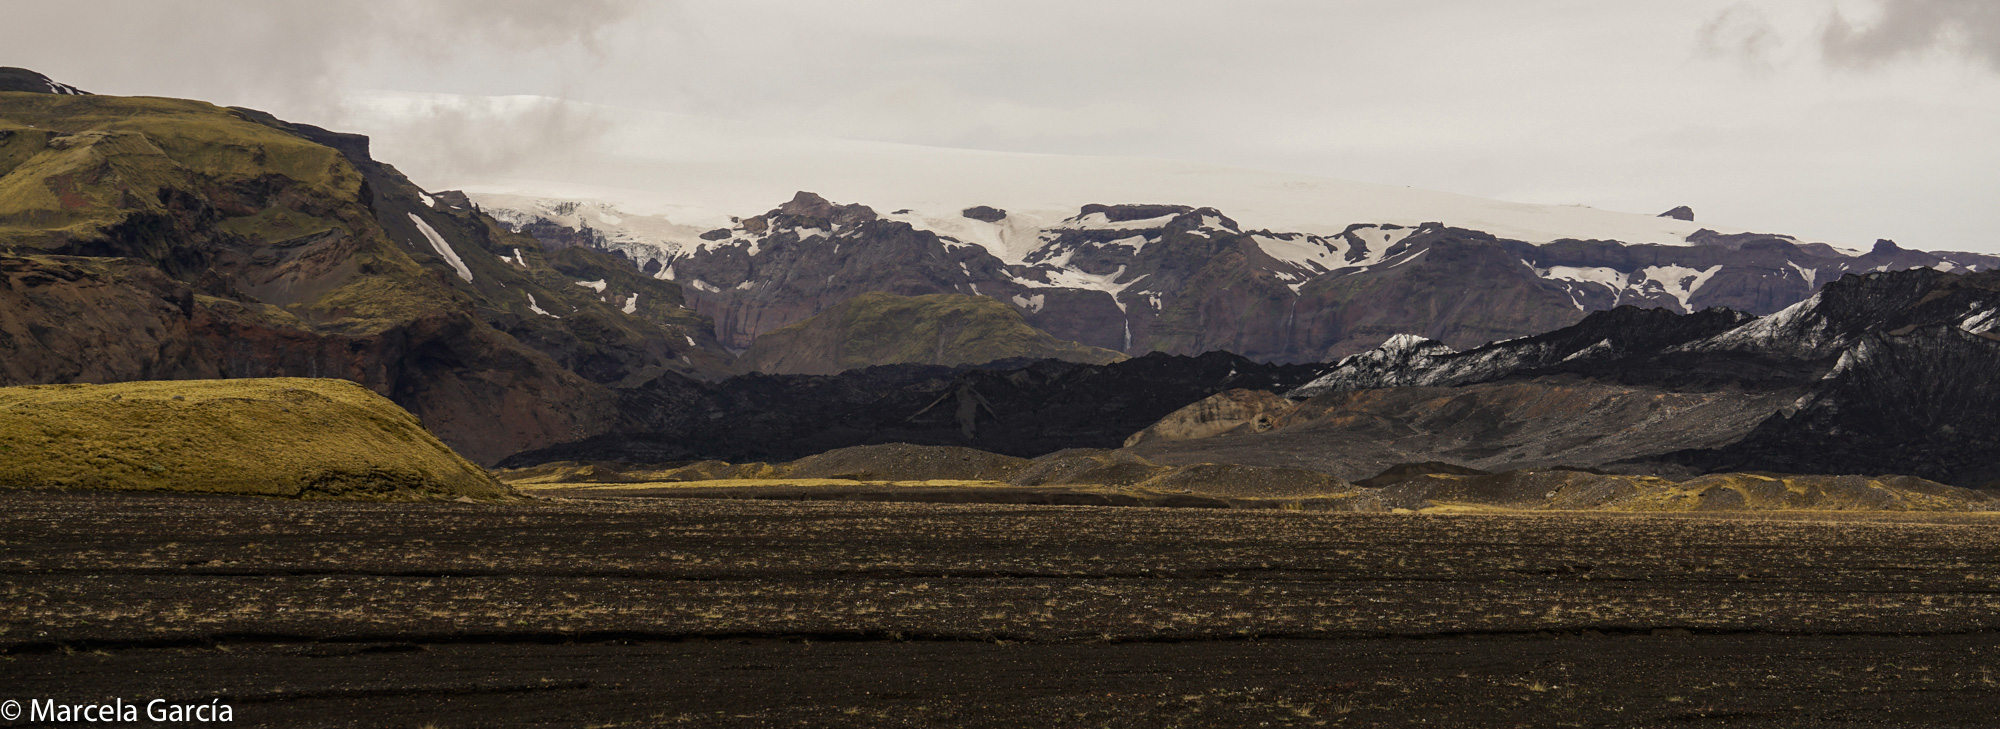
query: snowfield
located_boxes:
[338,91,1780,272]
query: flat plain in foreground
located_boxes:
[4,490,2000,727]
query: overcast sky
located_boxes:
[11,0,2000,252]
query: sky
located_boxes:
[9,0,2000,252]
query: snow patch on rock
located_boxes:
[407,213,473,282]
[525,293,559,318]
[1639,264,1724,312]
[1289,334,1460,398]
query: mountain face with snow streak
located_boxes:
[483,191,2000,363]
[1277,267,2000,486]
[0,74,738,464]
[1295,268,2000,396]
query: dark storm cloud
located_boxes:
[1821,0,2000,69]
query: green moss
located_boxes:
[215,206,340,245]
[308,263,464,336]
[0,378,507,499]
[0,94,362,247]
[0,94,357,193]
[193,294,311,332]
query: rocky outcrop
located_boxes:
[1122,389,1296,447]
[738,292,1124,375]
[0,67,87,95]
[960,206,1007,222]
[1658,206,1694,221]
[1289,305,1755,397]
[1295,268,2000,398]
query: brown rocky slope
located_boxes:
[738,291,1123,375]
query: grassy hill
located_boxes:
[0,378,506,499]
[739,292,1126,375]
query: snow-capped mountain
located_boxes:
[340,92,1997,362]
[482,188,2000,362]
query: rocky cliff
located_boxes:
[0,73,733,464]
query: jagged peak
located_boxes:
[961,205,1007,222]
[1679,266,1993,360]
[1375,333,1455,356]
[1074,203,1194,223]
[769,191,879,227]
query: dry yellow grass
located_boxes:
[518,478,1022,492]
[0,378,507,499]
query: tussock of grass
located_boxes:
[0,378,507,500]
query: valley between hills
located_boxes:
[6,66,2000,726]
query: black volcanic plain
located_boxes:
[7,490,2000,727]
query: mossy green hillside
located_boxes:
[0,93,359,244]
[0,378,507,499]
[741,292,1126,375]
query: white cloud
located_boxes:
[14,1,2000,253]
[792,79,1157,145]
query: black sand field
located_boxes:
[5,490,2000,727]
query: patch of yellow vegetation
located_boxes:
[0,378,507,500]
[1610,472,1979,512]
[518,478,1022,492]
[1419,503,1515,514]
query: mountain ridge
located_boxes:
[489,191,1999,364]
[738,291,1125,375]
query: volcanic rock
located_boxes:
[1123,389,1296,447]
[961,206,1007,222]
